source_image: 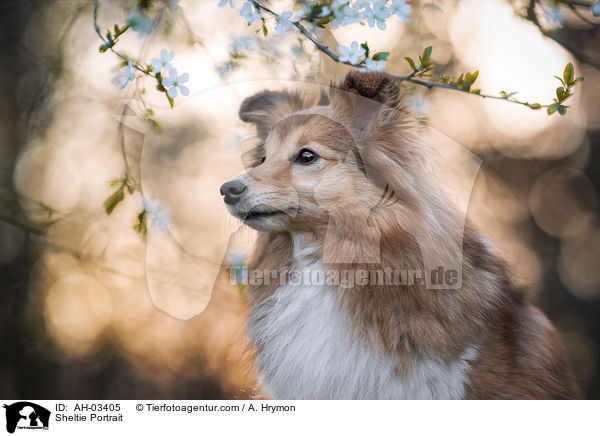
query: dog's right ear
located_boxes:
[329,71,407,142]
[239,90,318,139]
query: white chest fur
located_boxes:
[247,242,476,400]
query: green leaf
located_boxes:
[500,90,518,99]
[146,117,162,132]
[527,103,542,110]
[156,73,166,92]
[556,86,567,101]
[313,17,331,27]
[133,211,147,237]
[262,22,268,37]
[113,23,129,37]
[103,187,124,215]
[547,103,558,115]
[373,51,389,61]
[166,93,174,108]
[404,56,417,70]
[563,63,574,86]
[422,46,432,62]
[361,42,370,57]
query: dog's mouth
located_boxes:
[239,207,300,221]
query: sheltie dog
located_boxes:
[220,72,580,399]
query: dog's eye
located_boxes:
[259,156,266,165]
[296,148,319,165]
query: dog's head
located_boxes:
[220,72,418,234]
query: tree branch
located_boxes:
[93,0,152,75]
[525,0,600,68]
[251,0,555,110]
[561,0,594,7]
[0,213,46,237]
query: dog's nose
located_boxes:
[220,180,247,205]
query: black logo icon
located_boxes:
[3,402,50,434]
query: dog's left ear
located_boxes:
[239,90,318,139]
[329,71,406,141]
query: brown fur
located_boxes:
[235,72,580,399]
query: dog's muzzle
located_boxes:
[220,180,247,205]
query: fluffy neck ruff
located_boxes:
[247,231,479,400]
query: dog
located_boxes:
[220,71,580,399]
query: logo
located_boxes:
[3,402,50,434]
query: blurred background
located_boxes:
[0,0,599,399]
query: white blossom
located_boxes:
[227,249,249,284]
[592,0,600,17]
[126,10,155,35]
[216,62,234,77]
[275,10,294,34]
[359,57,386,72]
[539,1,563,29]
[161,69,189,98]
[330,0,350,27]
[142,196,171,233]
[407,93,430,117]
[240,1,262,24]
[340,4,364,25]
[337,41,366,64]
[331,0,349,9]
[366,0,391,29]
[150,49,175,74]
[389,0,412,22]
[111,61,135,89]
[230,36,255,52]
[319,6,332,17]
[326,0,413,28]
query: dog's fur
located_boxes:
[222,72,580,399]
